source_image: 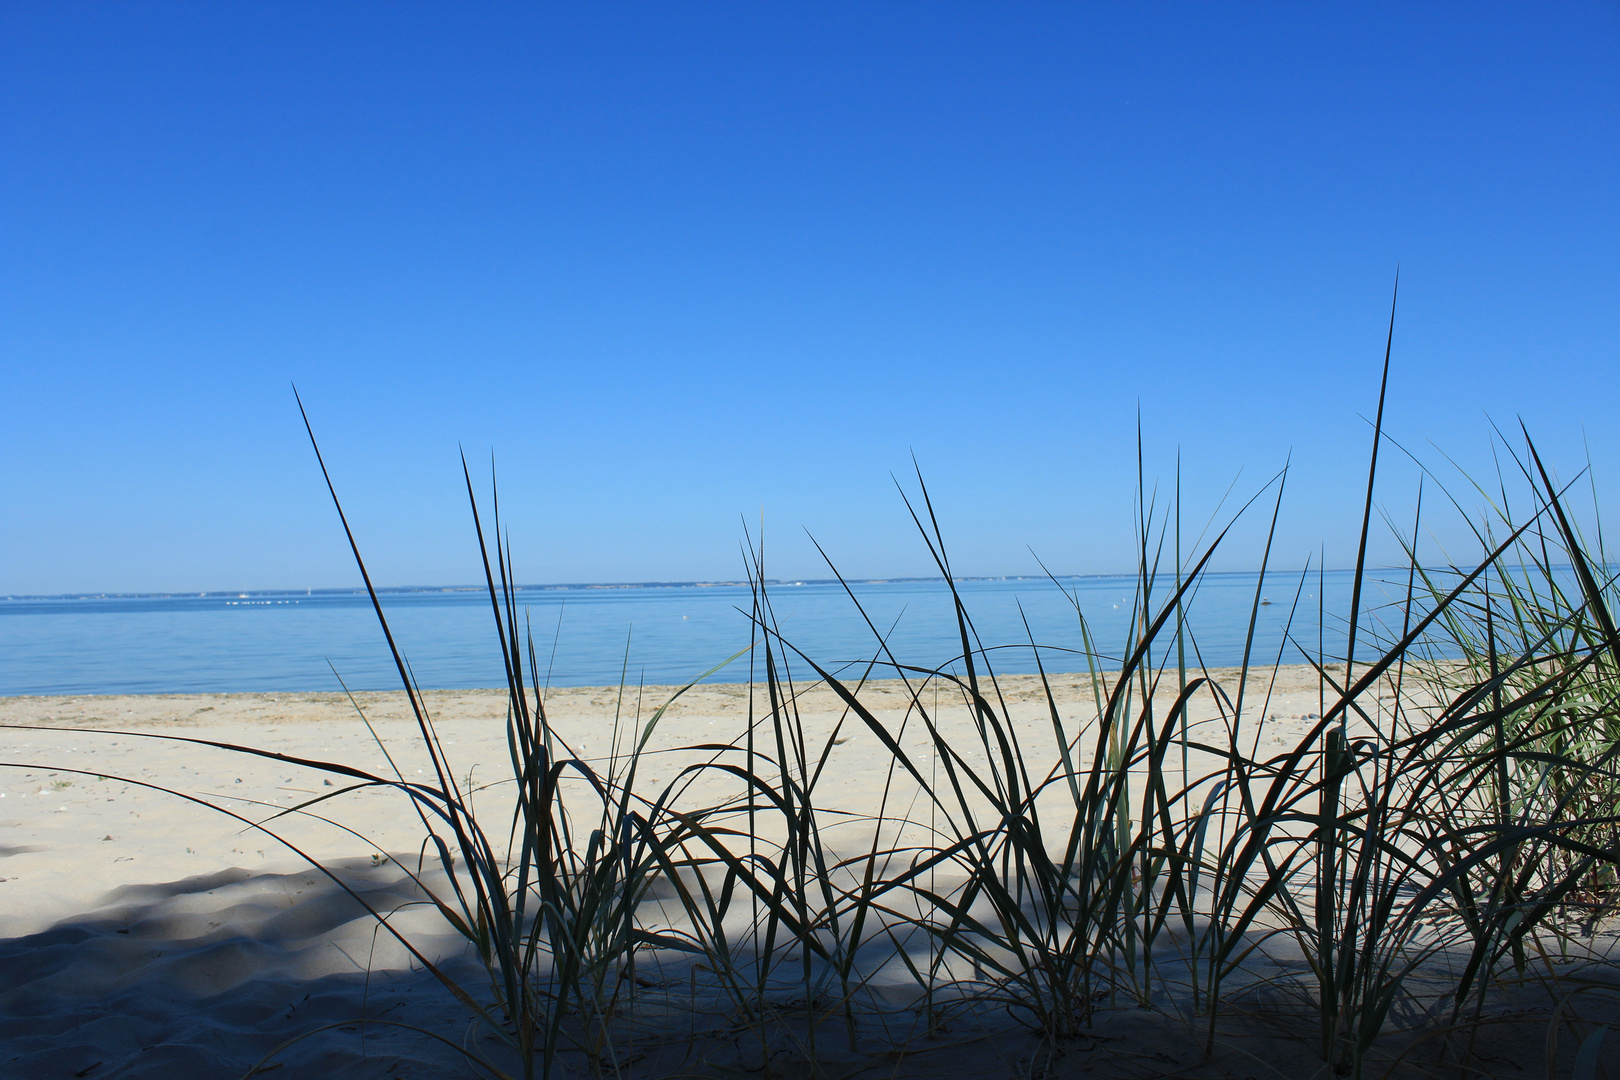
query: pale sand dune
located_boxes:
[1,666,1608,1078]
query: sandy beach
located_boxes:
[1,666,1610,1078]
[0,667,1338,931]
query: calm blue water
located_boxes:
[1,571,1393,696]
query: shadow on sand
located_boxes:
[3,861,1616,1080]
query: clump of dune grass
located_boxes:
[7,323,1620,1079]
[617,316,1620,1076]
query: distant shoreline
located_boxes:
[0,661,1376,705]
[3,565,1420,603]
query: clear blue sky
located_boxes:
[3,2,1616,595]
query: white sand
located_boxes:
[1,667,1608,1078]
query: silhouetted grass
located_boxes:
[8,351,1618,1079]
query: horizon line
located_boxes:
[0,563,1481,603]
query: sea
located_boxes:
[1,570,1412,696]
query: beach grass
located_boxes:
[7,368,1619,1079]
[289,400,1618,1077]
